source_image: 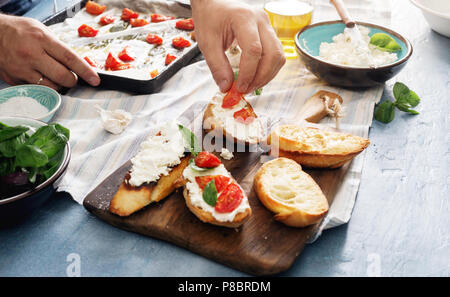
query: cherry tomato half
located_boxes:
[85,1,106,16]
[175,18,194,31]
[78,24,98,37]
[194,151,221,168]
[215,183,244,213]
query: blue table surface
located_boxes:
[0,0,449,277]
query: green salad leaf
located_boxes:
[189,158,209,172]
[374,82,421,124]
[370,33,401,52]
[202,179,218,207]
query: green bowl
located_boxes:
[0,85,61,122]
[295,21,413,87]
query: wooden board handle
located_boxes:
[330,0,355,28]
[296,91,343,124]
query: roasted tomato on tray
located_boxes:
[176,18,194,31]
[121,8,139,21]
[151,13,175,23]
[78,24,98,37]
[172,37,191,49]
[85,1,106,16]
[105,53,131,71]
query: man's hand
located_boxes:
[191,0,285,94]
[0,14,100,90]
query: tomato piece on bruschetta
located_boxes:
[121,8,139,21]
[129,18,149,27]
[85,1,106,15]
[146,33,163,45]
[233,107,255,124]
[215,183,244,213]
[172,37,191,49]
[195,175,231,192]
[105,53,131,71]
[165,53,176,65]
[78,24,98,37]
[150,69,159,78]
[222,81,244,108]
[151,13,175,23]
[194,151,221,168]
[99,15,115,25]
[118,46,135,62]
[176,18,194,31]
[84,56,100,68]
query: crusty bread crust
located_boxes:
[253,158,328,227]
[109,156,190,216]
[203,100,262,145]
[267,126,370,169]
[182,186,252,228]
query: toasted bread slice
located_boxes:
[182,163,252,228]
[267,125,370,168]
[203,92,264,145]
[254,157,328,227]
[109,156,190,216]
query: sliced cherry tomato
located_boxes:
[176,18,194,31]
[222,81,244,108]
[85,1,106,15]
[165,53,176,65]
[215,183,244,213]
[194,151,221,168]
[105,52,131,71]
[233,107,255,124]
[129,18,149,27]
[150,69,159,78]
[84,56,100,68]
[195,175,231,193]
[121,8,139,21]
[146,33,163,45]
[118,46,135,62]
[172,36,191,49]
[151,13,175,23]
[99,15,115,25]
[78,24,98,37]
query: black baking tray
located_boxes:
[43,0,200,94]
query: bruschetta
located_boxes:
[182,151,252,228]
[203,83,264,145]
[109,121,190,216]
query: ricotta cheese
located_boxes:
[220,148,234,160]
[183,164,250,222]
[128,121,185,187]
[318,26,398,67]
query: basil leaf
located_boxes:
[234,71,238,81]
[15,145,48,168]
[26,124,69,159]
[0,125,28,142]
[202,179,217,207]
[0,133,26,158]
[0,157,15,176]
[254,88,263,96]
[395,101,419,115]
[370,33,401,52]
[189,158,209,172]
[374,100,395,123]
[178,124,201,156]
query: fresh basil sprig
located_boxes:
[233,71,262,96]
[202,179,217,207]
[374,82,421,124]
[178,124,201,157]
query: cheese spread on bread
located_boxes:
[183,164,250,222]
[128,121,185,187]
[209,92,263,144]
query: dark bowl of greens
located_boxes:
[0,117,70,226]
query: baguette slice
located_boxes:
[203,90,264,145]
[254,157,328,227]
[267,125,370,168]
[182,163,252,228]
[109,156,190,216]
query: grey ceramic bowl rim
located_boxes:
[0,85,62,121]
[0,117,71,205]
[295,20,414,71]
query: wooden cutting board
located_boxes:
[83,93,349,275]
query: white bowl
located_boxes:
[411,0,450,37]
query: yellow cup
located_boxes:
[264,0,313,59]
